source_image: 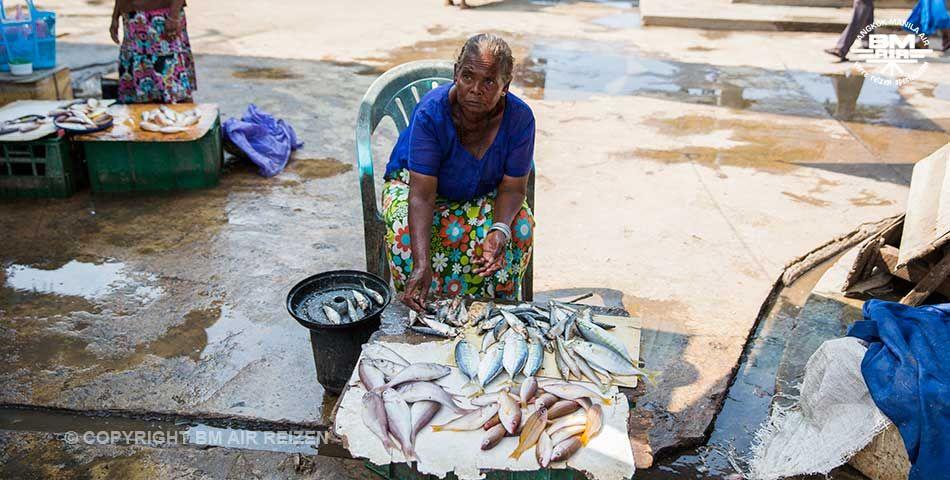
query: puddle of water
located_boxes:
[4,260,162,303]
[231,66,302,80]
[638,255,868,479]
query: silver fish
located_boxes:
[432,403,499,432]
[366,343,409,366]
[455,339,480,386]
[525,326,547,347]
[534,393,559,410]
[361,391,393,453]
[553,343,571,380]
[346,298,360,322]
[353,289,370,310]
[409,400,441,447]
[550,436,582,463]
[524,341,544,377]
[396,381,467,414]
[322,304,341,324]
[456,301,469,325]
[519,376,538,408]
[550,424,585,446]
[498,389,522,435]
[409,325,454,338]
[571,340,653,381]
[502,334,528,383]
[576,309,636,366]
[492,316,510,340]
[381,363,451,390]
[479,314,504,332]
[500,310,527,337]
[542,383,613,405]
[477,342,505,392]
[366,358,404,379]
[555,338,581,379]
[419,315,459,337]
[573,351,608,393]
[536,430,554,468]
[358,360,386,391]
[361,281,385,305]
[481,329,498,352]
[382,389,415,460]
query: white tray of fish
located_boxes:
[333,341,636,480]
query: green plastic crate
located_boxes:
[0,134,85,198]
[365,463,579,480]
[81,118,223,193]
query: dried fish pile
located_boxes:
[0,114,51,135]
[412,299,656,392]
[306,283,385,325]
[139,105,200,134]
[470,379,608,466]
[357,344,461,462]
[50,99,113,132]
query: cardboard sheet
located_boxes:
[898,143,950,267]
[334,341,636,480]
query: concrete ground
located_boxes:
[2,0,949,477]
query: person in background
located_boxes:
[824,0,873,61]
[110,0,196,103]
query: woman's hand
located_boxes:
[110,16,120,44]
[473,230,507,277]
[402,265,432,312]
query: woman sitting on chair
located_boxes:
[382,33,535,312]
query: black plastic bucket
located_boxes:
[286,270,392,394]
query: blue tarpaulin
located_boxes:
[847,300,950,480]
[222,104,304,177]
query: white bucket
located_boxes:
[9,62,33,76]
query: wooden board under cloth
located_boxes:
[73,103,219,143]
[452,301,643,388]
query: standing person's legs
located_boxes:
[826,0,874,59]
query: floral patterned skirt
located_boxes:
[382,169,535,300]
[118,8,197,104]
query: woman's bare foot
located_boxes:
[823,47,846,62]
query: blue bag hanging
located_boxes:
[0,0,56,71]
[905,0,950,36]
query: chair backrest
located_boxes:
[355,60,453,280]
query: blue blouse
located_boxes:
[384,83,535,202]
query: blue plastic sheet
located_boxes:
[847,300,950,480]
[222,104,303,177]
[906,0,950,36]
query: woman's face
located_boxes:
[454,51,509,116]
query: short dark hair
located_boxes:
[455,33,514,84]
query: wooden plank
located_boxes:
[900,246,950,306]
[74,103,219,143]
[880,245,950,298]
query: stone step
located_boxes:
[642,0,913,32]
[732,0,915,10]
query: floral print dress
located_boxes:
[382,169,535,300]
[118,8,197,104]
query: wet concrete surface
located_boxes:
[4,0,950,476]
